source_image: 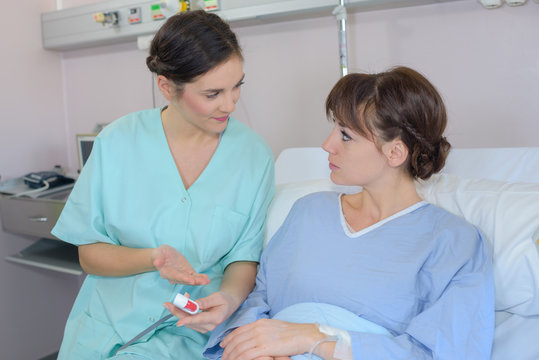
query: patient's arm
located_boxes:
[78,242,210,285]
[220,319,339,360]
[347,226,494,359]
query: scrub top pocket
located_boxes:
[196,205,247,269]
[64,311,120,360]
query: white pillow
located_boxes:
[264,175,539,316]
[416,174,539,316]
[264,179,359,246]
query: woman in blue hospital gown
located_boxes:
[51,11,274,360]
[201,67,495,359]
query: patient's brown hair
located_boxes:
[325,66,451,180]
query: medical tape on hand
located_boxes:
[317,324,353,360]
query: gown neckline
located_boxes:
[338,193,428,238]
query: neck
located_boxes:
[344,174,422,223]
[161,106,219,145]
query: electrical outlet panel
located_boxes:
[128,7,142,24]
[150,3,165,20]
[42,1,170,50]
[203,0,220,11]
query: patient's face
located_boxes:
[322,123,388,186]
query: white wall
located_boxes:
[231,0,539,156]
[59,0,539,172]
[0,1,82,359]
[61,42,153,169]
[1,2,67,180]
[344,1,539,149]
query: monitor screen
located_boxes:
[76,134,97,171]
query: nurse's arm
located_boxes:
[78,243,210,286]
[220,261,258,308]
[78,242,154,276]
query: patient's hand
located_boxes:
[164,291,240,333]
[152,245,210,286]
[219,319,321,360]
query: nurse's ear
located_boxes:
[383,138,408,168]
[157,75,177,101]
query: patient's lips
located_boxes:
[329,162,339,171]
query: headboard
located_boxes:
[275,147,539,184]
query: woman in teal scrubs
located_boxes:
[52,10,274,359]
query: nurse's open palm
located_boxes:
[152,244,210,285]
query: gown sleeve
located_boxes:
[350,224,495,360]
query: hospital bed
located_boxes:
[264,147,539,360]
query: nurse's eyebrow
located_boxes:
[235,74,246,87]
[202,74,245,93]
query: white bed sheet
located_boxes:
[493,311,539,360]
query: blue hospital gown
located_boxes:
[204,192,495,359]
[52,108,274,359]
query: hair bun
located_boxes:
[146,55,159,73]
[145,10,242,87]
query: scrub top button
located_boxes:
[181,197,187,203]
[149,317,155,322]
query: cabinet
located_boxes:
[0,188,83,275]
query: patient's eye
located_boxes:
[340,129,352,141]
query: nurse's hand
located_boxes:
[152,245,210,286]
[165,290,242,333]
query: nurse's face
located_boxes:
[174,55,244,135]
[322,123,389,187]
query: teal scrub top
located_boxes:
[52,108,275,359]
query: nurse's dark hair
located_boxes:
[325,66,451,180]
[146,10,242,90]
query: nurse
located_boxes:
[52,10,274,359]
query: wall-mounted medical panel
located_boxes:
[215,0,457,25]
[42,0,165,50]
[42,0,459,51]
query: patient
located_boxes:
[199,66,495,359]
